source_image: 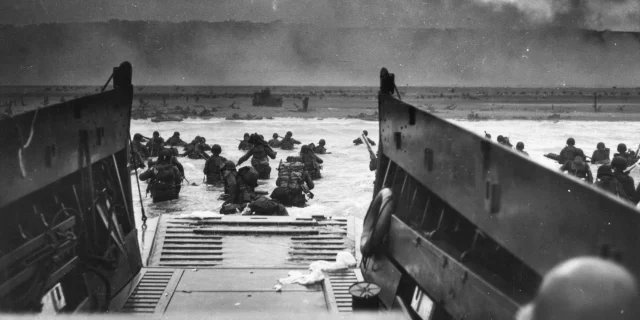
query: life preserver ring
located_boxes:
[360,188,395,257]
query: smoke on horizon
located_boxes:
[0,19,639,87]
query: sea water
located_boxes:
[130,118,640,261]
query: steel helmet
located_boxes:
[618,143,627,153]
[158,149,171,163]
[319,139,325,146]
[516,142,524,150]
[517,257,638,320]
[612,156,628,170]
[211,144,221,154]
[597,165,613,178]
[221,160,236,171]
[567,138,575,146]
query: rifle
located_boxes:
[625,157,640,174]
[249,133,276,155]
[362,132,376,160]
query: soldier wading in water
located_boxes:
[237,134,277,179]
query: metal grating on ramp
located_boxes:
[150,217,225,268]
[289,218,349,263]
[324,269,361,313]
[290,235,348,262]
[121,269,183,314]
[148,215,354,268]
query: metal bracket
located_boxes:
[461,230,486,262]
[45,143,57,168]
[394,132,402,150]
[425,209,445,240]
[484,179,501,214]
[424,148,434,172]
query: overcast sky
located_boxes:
[1,0,639,31]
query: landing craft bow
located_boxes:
[361,70,640,319]
[0,62,141,313]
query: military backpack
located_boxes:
[276,161,304,192]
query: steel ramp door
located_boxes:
[163,268,327,316]
[126,214,360,315]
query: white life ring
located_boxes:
[360,188,395,257]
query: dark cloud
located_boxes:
[472,0,640,30]
[0,0,638,31]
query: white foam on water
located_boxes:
[182,163,196,171]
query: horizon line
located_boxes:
[0,19,637,33]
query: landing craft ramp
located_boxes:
[114,215,361,315]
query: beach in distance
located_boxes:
[2,85,640,121]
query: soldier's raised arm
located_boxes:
[237,148,254,166]
[266,146,277,159]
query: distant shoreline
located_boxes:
[3,85,640,122]
[2,85,640,90]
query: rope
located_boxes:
[16,108,39,178]
[111,154,133,229]
[129,133,148,230]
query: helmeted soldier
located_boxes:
[516,142,528,156]
[268,133,281,148]
[203,144,227,185]
[515,257,639,320]
[139,149,183,203]
[279,131,301,150]
[237,134,277,179]
[165,131,187,147]
[559,153,593,183]
[591,142,610,164]
[558,137,578,164]
[314,139,328,154]
[611,156,635,202]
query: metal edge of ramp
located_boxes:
[120,268,183,315]
[323,268,364,313]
